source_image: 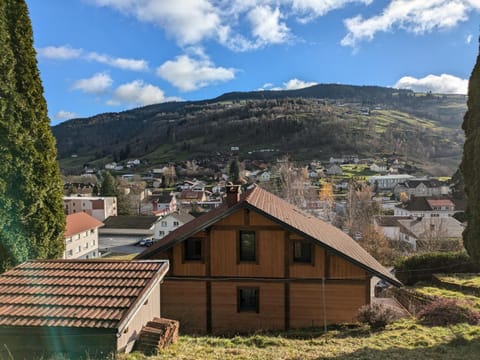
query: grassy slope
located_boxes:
[122,320,480,360]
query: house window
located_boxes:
[173,221,180,227]
[239,231,256,262]
[159,231,165,236]
[161,221,167,227]
[67,249,73,257]
[184,238,202,261]
[293,241,313,263]
[77,245,81,253]
[66,237,72,243]
[237,287,259,313]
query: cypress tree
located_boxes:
[0,0,65,272]
[461,37,480,264]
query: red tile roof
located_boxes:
[137,185,401,286]
[65,212,104,237]
[0,260,168,330]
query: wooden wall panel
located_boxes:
[290,282,368,328]
[289,245,325,278]
[211,282,284,333]
[249,211,277,226]
[170,243,206,276]
[216,210,245,226]
[161,280,207,333]
[329,254,367,279]
[210,229,284,277]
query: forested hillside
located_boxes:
[52,84,466,174]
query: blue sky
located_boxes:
[26,0,480,125]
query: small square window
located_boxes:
[237,287,259,313]
[173,221,179,227]
[239,231,256,262]
[184,238,202,261]
[161,221,167,227]
[293,241,312,263]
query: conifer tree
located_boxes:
[0,0,65,272]
[461,38,480,264]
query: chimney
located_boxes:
[226,184,241,207]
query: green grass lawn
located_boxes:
[435,274,480,289]
[122,319,480,360]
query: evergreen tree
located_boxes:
[461,38,480,264]
[229,159,241,184]
[0,0,65,272]
[100,172,117,196]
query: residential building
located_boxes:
[157,212,195,239]
[393,179,448,200]
[64,212,103,259]
[368,174,414,190]
[137,185,400,334]
[326,164,343,176]
[394,197,459,218]
[64,196,117,222]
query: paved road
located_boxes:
[98,235,146,255]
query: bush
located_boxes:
[395,252,479,285]
[357,303,396,330]
[417,298,480,326]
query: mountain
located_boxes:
[52,83,467,175]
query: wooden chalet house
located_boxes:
[137,185,400,334]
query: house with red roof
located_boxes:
[0,260,169,358]
[64,212,104,259]
[137,185,400,334]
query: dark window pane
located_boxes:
[293,241,312,263]
[239,231,256,261]
[238,287,259,312]
[185,238,202,261]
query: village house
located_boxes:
[157,212,195,239]
[64,212,103,259]
[369,162,387,173]
[64,196,117,222]
[394,197,460,218]
[325,164,343,176]
[151,191,178,216]
[0,260,169,358]
[136,185,400,334]
[368,174,414,190]
[393,179,448,200]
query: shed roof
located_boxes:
[137,185,401,286]
[65,212,104,237]
[0,260,168,330]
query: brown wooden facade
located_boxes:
[149,207,371,333]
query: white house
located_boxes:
[157,212,195,239]
[370,162,387,173]
[368,174,414,190]
[394,197,459,218]
[64,212,103,259]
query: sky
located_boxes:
[26,0,480,125]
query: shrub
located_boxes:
[417,298,480,326]
[394,252,480,285]
[357,303,396,330]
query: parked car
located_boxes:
[137,237,154,247]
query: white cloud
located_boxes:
[156,54,236,92]
[89,0,222,46]
[53,110,77,120]
[85,52,148,71]
[248,6,291,45]
[466,33,473,43]
[72,72,113,94]
[37,45,82,60]
[109,80,178,106]
[292,0,373,22]
[342,0,480,47]
[394,73,468,94]
[283,78,317,89]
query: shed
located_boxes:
[0,259,169,358]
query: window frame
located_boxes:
[183,238,203,262]
[237,230,257,263]
[292,239,314,264]
[237,287,259,313]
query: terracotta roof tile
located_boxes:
[65,212,104,237]
[137,185,400,286]
[0,259,168,329]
